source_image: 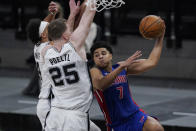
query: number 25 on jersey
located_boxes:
[49,63,79,86]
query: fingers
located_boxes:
[118,50,142,68]
[49,6,57,13]
[49,1,57,9]
[131,59,140,64]
[69,0,79,8]
[117,61,123,65]
[49,1,56,6]
[49,1,58,13]
[69,0,74,4]
[130,50,142,60]
[77,1,81,6]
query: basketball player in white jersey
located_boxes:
[28,0,80,129]
[28,1,100,131]
[27,2,61,129]
[42,1,96,130]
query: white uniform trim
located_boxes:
[34,42,52,129]
[39,21,49,37]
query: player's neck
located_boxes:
[103,63,112,72]
[41,38,48,43]
[52,39,66,52]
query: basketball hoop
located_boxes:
[86,0,125,12]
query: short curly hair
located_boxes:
[26,18,42,44]
[90,41,113,57]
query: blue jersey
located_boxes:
[94,64,142,127]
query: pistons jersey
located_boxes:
[34,42,52,99]
[43,42,93,112]
[94,64,141,127]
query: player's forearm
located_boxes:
[147,36,164,66]
[74,0,87,29]
[43,13,56,22]
[98,66,124,90]
[67,14,76,33]
[70,4,96,50]
[79,0,96,32]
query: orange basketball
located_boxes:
[139,15,165,40]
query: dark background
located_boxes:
[1,0,196,48]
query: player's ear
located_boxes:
[109,53,112,61]
[41,32,47,39]
[62,33,69,41]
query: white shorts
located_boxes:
[45,107,89,131]
[37,99,50,129]
[90,120,101,131]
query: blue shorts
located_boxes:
[108,111,148,131]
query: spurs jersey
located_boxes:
[43,42,93,113]
[34,42,51,99]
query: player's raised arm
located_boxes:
[74,0,88,29]
[90,49,142,91]
[70,0,96,51]
[43,1,59,22]
[126,29,165,75]
[66,0,80,33]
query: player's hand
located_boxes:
[118,51,142,68]
[48,1,58,15]
[69,0,80,16]
[157,20,166,40]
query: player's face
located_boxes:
[93,48,112,68]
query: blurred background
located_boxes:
[0,0,196,131]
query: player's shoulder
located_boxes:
[41,44,53,55]
[34,42,50,61]
[90,67,99,71]
[90,67,102,75]
[34,42,49,52]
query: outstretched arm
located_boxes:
[90,51,142,91]
[43,1,59,22]
[127,28,165,75]
[73,0,88,29]
[66,0,80,33]
[70,1,96,51]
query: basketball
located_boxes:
[139,15,165,40]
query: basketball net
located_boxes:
[86,0,125,12]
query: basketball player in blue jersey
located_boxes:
[90,29,165,131]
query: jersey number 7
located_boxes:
[117,86,123,99]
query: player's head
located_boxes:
[26,18,41,44]
[90,41,113,68]
[26,18,49,44]
[48,18,70,41]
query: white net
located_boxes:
[86,0,125,12]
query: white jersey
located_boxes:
[43,42,93,113]
[34,42,52,129]
[34,42,51,99]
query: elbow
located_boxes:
[148,58,159,67]
[98,84,107,91]
[152,61,158,67]
[145,60,158,70]
[149,61,158,69]
[94,83,108,91]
